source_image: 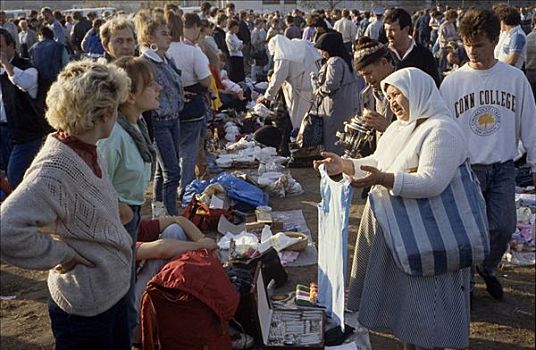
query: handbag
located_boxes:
[300,97,324,148]
[368,160,490,277]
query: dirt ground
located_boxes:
[1,167,534,349]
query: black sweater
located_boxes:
[391,43,441,87]
[0,57,49,144]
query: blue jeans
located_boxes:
[48,295,130,350]
[123,205,141,332]
[152,118,181,215]
[0,125,42,188]
[178,119,204,198]
[472,161,516,276]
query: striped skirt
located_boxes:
[347,201,471,349]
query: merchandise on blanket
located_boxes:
[515,191,536,208]
[245,220,285,233]
[258,231,305,253]
[227,138,257,152]
[182,196,243,232]
[182,172,269,209]
[510,230,531,252]
[257,171,304,198]
[218,231,259,255]
[254,81,269,92]
[198,183,230,208]
[251,103,273,120]
[258,160,285,175]
[252,268,324,349]
[225,121,241,142]
[503,249,536,266]
[214,172,269,208]
[140,250,239,350]
[256,205,272,218]
[218,215,247,235]
[295,283,319,307]
[217,144,282,169]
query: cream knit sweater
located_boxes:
[0,135,132,316]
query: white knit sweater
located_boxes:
[352,116,468,199]
[0,135,132,316]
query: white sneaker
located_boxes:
[152,201,167,218]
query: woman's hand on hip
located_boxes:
[55,252,96,274]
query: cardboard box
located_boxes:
[253,267,325,349]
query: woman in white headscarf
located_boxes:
[257,34,323,129]
[314,68,471,349]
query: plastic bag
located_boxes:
[212,172,269,208]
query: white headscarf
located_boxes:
[376,68,459,170]
[268,34,322,64]
[380,67,451,125]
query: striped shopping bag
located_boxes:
[369,161,490,277]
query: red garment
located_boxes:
[54,132,102,177]
[140,250,239,350]
[137,219,161,243]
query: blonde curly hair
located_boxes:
[45,60,131,135]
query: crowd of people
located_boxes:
[0,2,535,350]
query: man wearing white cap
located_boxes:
[364,6,384,41]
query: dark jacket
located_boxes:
[71,18,92,51]
[29,38,65,82]
[392,43,441,87]
[238,20,251,45]
[213,27,229,57]
[0,57,49,144]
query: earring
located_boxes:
[150,43,159,51]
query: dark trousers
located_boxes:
[48,295,131,350]
[123,205,141,333]
[229,56,245,83]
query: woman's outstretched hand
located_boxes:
[313,152,344,175]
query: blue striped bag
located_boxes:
[368,161,490,277]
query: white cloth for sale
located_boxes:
[317,164,353,330]
[257,171,304,197]
[217,231,259,250]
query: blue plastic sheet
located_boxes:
[182,172,269,208]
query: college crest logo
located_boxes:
[469,106,501,136]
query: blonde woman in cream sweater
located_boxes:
[0,60,133,350]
